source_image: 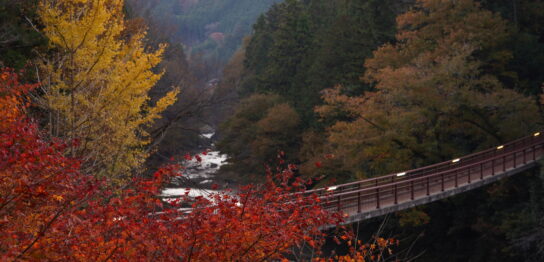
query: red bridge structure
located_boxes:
[307,132,544,226]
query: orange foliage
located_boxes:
[0,68,342,260]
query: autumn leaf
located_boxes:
[38,0,178,182]
[184,154,192,160]
[0,68,347,262]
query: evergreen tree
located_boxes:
[0,0,46,69]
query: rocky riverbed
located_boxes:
[161,132,229,200]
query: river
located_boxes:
[160,132,228,200]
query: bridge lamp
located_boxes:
[396,172,407,177]
[452,158,461,163]
[497,145,504,150]
[327,186,338,191]
[535,132,541,137]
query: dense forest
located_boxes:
[2,0,544,261]
[215,0,544,260]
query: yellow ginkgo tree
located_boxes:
[38,0,178,182]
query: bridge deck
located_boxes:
[312,132,544,226]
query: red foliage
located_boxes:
[0,68,342,260]
[184,153,192,160]
[1,69,98,259]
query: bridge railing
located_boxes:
[308,131,544,213]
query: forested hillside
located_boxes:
[219,0,544,182]
[217,0,544,260]
[218,0,404,180]
[128,0,278,74]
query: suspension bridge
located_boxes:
[308,132,544,225]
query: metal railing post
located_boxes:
[376,187,380,209]
[357,184,361,213]
[455,170,458,187]
[492,159,494,175]
[441,173,444,191]
[411,180,414,200]
[426,177,430,196]
[394,184,398,204]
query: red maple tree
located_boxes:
[0,68,343,261]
